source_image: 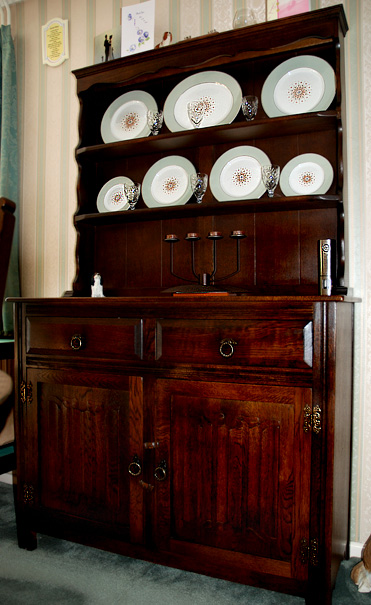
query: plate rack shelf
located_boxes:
[72,6,347,298]
[75,196,342,225]
[75,112,340,168]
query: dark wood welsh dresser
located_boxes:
[12,6,355,604]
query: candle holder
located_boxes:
[163,230,246,293]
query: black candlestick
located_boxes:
[163,230,246,292]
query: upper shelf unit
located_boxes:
[73,5,347,95]
[71,5,348,297]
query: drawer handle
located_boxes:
[128,454,142,477]
[70,334,84,350]
[219,338,237,358]
[154,460,167,482]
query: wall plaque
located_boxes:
[42,18,69,67]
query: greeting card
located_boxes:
[121,1,155,58]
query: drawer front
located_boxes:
[157,319,312,369]
[26,317,142,360]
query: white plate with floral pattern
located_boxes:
[164,71,242,132]
[101,90,158,143]
[97,176,133,212]
[280,153,334,196]
[142,156,196,207]
[210,146,271,201]
[261,55,336,117]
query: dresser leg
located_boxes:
[16,523,37,550]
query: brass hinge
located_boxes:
[303,404,322,434]
[20,380,33,406]
[300,537,319,566]
[23,483,35,505]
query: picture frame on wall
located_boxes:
[266,0,313,21]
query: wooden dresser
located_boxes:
[12,7,354,604]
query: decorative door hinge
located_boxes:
[20,380,26,405]
[20,380,33,406]
[303,404,322,434]
[23,483,35,504]
[300,537,319,566]
[310,538,319,566]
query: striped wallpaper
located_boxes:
[6,0,370,548]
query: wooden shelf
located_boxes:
[76,112,339,162]
[74,195,341,226]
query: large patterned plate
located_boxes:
[97,176,133,212]
[210,146,271,201]
[280,153,334,196]
[101,90,157,143]
[261,55,336,117]
[142,156,196,208]
[164,71,242,132]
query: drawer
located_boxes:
[26,317,143,360]
[156,319,312,369]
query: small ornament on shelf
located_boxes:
[91,273,105,298]
[155,31,172,48]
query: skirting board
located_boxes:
[350,542,364,558]
[0,472,13,485]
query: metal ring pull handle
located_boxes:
[70,334,84,351]
[154,459,167,482]
[128,454,142,477]
[219,338,237,358]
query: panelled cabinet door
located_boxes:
[153,379,312,585]
[20,368,145,545]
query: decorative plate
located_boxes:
[142,155,196,208]
[97,176,133,212]
[210,146,271,201]
[280,153,334,196]
[261,55,336,118]
[101,90,158,143]
[164,71,242,132]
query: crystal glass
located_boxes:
[147,110,163,135]
[261,165,280,198]
[241,95,258,121]
[233,8,257,29]
[187,100,207,129]
[124,182,141,210]
[190,172,208,204]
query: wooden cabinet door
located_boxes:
[20,368,144,545]
[153,379,312,585]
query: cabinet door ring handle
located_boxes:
[128,454,142,476]
[219,338,237,358]
[154,459,167,482]
[70,334,85,350]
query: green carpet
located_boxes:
[0,483,365,604]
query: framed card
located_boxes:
[266,0,312,21]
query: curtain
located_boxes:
[0,23,19,337]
